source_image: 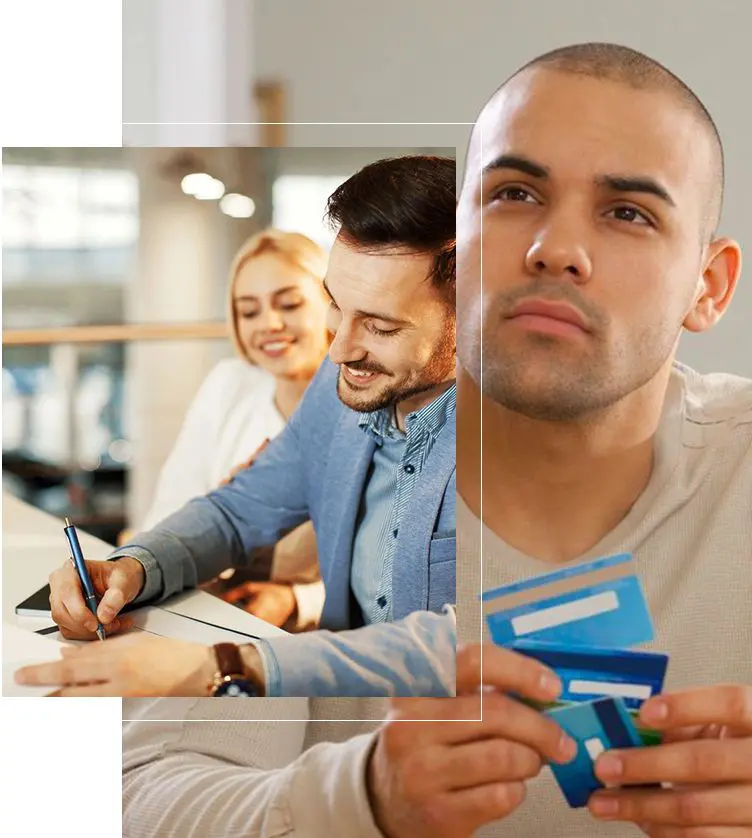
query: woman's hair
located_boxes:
[228,228,328,361]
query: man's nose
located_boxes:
[328,321,364,364]
[524,221,593,283]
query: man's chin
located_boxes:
[337,376,393,413]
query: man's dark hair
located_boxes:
[325,156,456,305]
[473,43,725,239]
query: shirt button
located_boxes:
[393,528,398,538]
[377,596,388,608]
[403,463,415,474]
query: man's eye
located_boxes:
[239,311,258,319]
[492,186,536,203]
[368,323,400,337]
[607,206,652,226]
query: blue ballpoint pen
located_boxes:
[63,516,106,641]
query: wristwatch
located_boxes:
[208,643,265,698]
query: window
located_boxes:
[272,175,350,249]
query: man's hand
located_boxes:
[222,581,298,627]
[48,557,144,639]
[14,633,218,697]
[366,643,578,838]
[588,684,752,835]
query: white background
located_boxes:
[1,1,122,836]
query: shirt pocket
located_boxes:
[427,535,456,612]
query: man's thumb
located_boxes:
[97,585,126,622]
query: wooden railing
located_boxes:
[2,322,228,346]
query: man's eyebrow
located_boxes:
[596,174,676,208]
[322,279,411,325]
[482,154,550,180]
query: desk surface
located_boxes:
[2,492,284,639]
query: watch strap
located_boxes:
[213,642,246,678]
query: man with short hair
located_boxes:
[122,44,751,836]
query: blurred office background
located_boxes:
[124,0,752,381]
[2,145,452,541]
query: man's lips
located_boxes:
[507,299,591,334]
[341,365,384,386]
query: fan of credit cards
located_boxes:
[481,553,669,808]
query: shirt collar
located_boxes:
[358,381,456,442]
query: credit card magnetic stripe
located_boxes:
[509,640,668,709]
[546,697,643,808]
[481,553,654,649]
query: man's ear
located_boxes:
[684,237,742,333]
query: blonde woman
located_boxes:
[141,229,330,629]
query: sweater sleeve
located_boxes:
[140,363,228,531]
[122,697,385,838]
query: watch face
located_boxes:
[213,678,259,698]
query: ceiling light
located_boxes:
[220,193,256,218]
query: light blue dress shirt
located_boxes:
[350,383,457,624]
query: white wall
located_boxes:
[255,0,752,375]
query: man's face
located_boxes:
[325,238,455,413]
[457,68,716,421]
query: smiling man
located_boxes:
[43,155,457,686]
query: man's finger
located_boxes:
[53,683,123,697]
[53,600,100,640]
[432,739,543,790]
[588,783,752,826]
[390,692,576,764]
[15,657,109,687]
[640,685,752,731]
[223,583,255,604]
[595,739,752,786]
[639,825,751,837]
[456,644,563,704]
[432,781,527,835]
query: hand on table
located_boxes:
[222,581,298,627]
[14,633,218,697]
[48,556,145,640]
[366,643,578,838]
[588,684,752,835]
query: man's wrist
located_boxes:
[238,644,267,697]
[364,734,394,838]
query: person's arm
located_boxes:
[252,608,456,698]
[122,697,385,838]
[108,373,315,606]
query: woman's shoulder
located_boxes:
[202,357,276,404]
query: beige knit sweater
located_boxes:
[123,364,752,837]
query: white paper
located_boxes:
[2,624,68,697]
[31,604,277,647]
[127,605,272,645]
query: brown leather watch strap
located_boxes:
[213,643,246,678]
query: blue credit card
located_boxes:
[508,639,668,710]
[546,696,643,808]
[482,553,654,649]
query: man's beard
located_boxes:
[337,331,456,414]
[474,295,676,422]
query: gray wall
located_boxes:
[255,0,752,376]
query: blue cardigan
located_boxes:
[113,358,456,630]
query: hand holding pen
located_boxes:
[63,517,106,641]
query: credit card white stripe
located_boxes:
[510,590,619,636]
[568,679,653,700]
[585,737,606,760]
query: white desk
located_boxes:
[2,492,285,639]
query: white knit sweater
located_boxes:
[123,364,752,837]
